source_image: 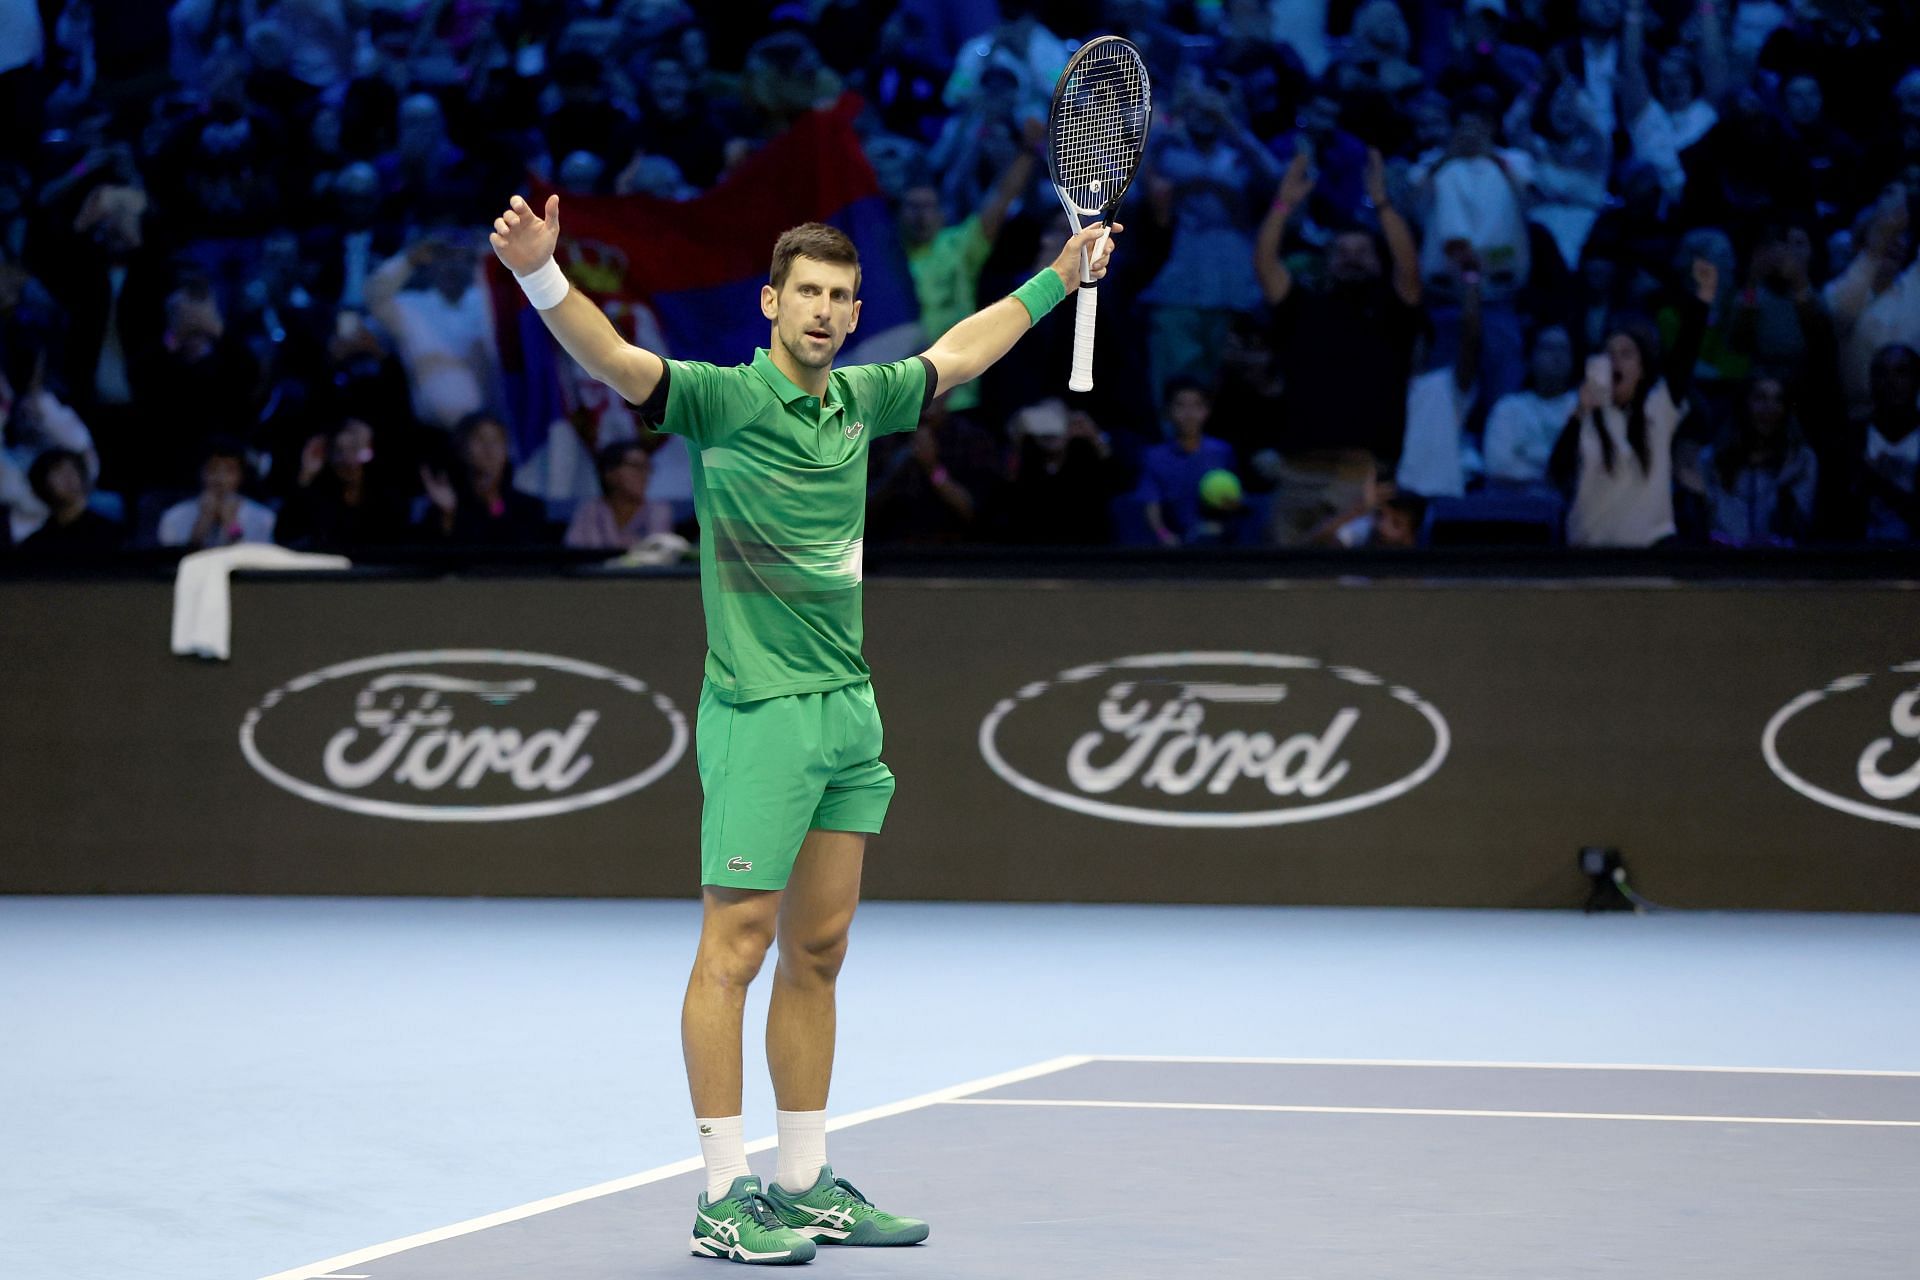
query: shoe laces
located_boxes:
[737,1191,785,1229]
[825,1176,872,1207]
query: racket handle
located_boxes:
[1068,283,1099,392]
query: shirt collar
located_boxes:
[752,347,837,409]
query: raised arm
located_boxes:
[1663,257,1717,402]
[920,224,1117,396]
[1366,147,1421,308]
[1255,148,1316,305]
[977,120,1043,242]
[489,193,663,405]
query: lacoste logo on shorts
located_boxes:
[727,857,753,872]
[844,420,865,440]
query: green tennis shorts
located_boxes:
[696,678,896,890]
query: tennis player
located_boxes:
[490,193,1117,1264]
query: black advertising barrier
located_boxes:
[2,573,1918,909]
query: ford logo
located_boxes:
[240,650,688,822]
[978,652,1450,827]
[1763,661,1920,830]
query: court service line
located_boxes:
[1090,1054,1920,1078]
[256,1054,1091,1280]
[945,1097,1920,1128]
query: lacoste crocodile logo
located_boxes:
[727,857,753,872]
[843,420,865,440]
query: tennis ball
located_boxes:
[1199,468,1242,509]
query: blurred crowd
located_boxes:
[1,0,1917,559]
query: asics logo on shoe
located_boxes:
[844,420,865,440]
[697,1210,742,1244]
[799,1204,857,1230]
[727,857,752,872]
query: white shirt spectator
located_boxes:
[1825,256,1920,421]
[1566,383,1686,547]
[1411,149,1534,295]
[1864,425,1920,542]
[1485,388,1579,485]
[1,387,98,541]
[1397,367,1482,498]
[157,495,278,547]
[367,251,500,430]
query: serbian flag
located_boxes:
[492,92,923,456]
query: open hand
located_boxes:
[490,194,561,276]
[420,465,458,515]
[1279,146,1316,209]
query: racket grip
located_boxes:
[1068,284,1098,393]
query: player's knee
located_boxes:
[699,918,775,989]
[777,927,850,987]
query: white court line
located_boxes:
[256,1055,1090,1280]
[1089,1055,1920,1078]
[947,1097,1920,1128]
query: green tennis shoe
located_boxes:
[691,1176,817,1265]
[765,1165,930,1246]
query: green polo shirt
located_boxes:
[636,348,934,703]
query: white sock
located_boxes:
[774,1109,828,1194]
[697,1115,749,1202]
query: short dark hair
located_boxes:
[1163,375,1210,407]
[200,434,247,469]
[27,447,87,506]
[770,223,860,293]
[595,440,648,490]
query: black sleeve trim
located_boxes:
[915,354,938,415]
[625,361,671,426]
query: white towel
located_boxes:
[171,545,351,661]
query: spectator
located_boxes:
[1139,378,1235,547]
[421,411,551,545]
[867,396,1001,544]
[565,440,674,552]
[1138,75,1279,403]
[940,1,1071,123]
[634,52,726,188]
[1398,251,1484,499]
[157,435,276,548]
[1256,147,1421,544]
[1559,0,1627,140]
[1550,258,1717,547]
[138,280,259,485]
[1485,324,1579,488]
[21,446,121,554]
[1511,76,1610,273]
[1268,86,1368,232]
[1002,399,1123,545]
[305,162,404,310]
[1694,372,1817,544]
[926,57,1029,221]
[1,346,99,541]
[861,12,948,145]
[1853,343,1920,543]
[516,358,642,517]
[365,234,500,432]
[900,123,1038,413]
[1728,220,1832,388]
[1824,189,1920,424]
[1779,72,1865,231]
[276,417,410,553]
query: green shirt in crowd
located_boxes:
[907,215,994,410]
[638,348,934,703]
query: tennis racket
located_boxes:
[1045,35,1152,393]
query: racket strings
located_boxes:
[1051,47,1149,204]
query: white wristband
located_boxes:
[514,257,569,310]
